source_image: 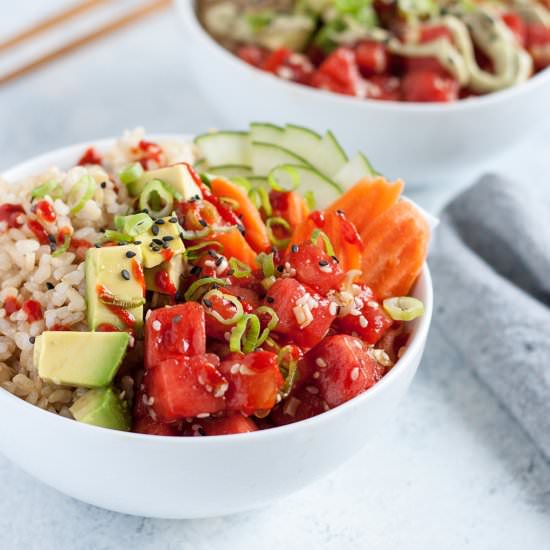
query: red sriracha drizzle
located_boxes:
[3,296,20,315]
[137,140,163,169]
[22,300,43,322]
[78,147,102,166]
[0,204,25,229]
[131,259,146,293]
[27,220,50,245]
[309,211,326,228]
[161,249,174,262]
[35,200,56,224]
[155,270,177,295]
[96,323,121,332]
[96,284,136,329]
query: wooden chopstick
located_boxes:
[0,0,110,53]
[0,0,172,86]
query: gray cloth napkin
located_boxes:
[430,174,550,459]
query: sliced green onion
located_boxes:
[202,289,244,326]
[248,186,272,216]
[118,162,143,185]
[183,241,223,260]
[68,175,95,215]
[200,173,211,186]
[31,180,63,200]
[304,190,316,211]
[266,217,291,249]
[219,196,240,210]
[229,313,261,354]
[383,297,425,321]
[268,166,300,192]
[232,177,252,192]
[139,180,173,218]
[261,275,276,291]
[256,252,275,278]
[311,229,335,257]
[52,233,71,257]
[102,230,133,243]
[180,227,211,240]
[184,277,227,302]
[263,336,280,352]
[277,345,299,399]
[161,180,183,202]
[256,306,279,347]
[229,257,252,278]
[115,212,153,237]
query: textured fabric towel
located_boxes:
[430,174,550,459]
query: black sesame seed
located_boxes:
[336,209,344,216]
[169,217,177,223]
[49,243,57,251]
[29,336,36,344]
[266,296,274,304]
[161,241,169,249]
[118,241,126,246]
[215,256,224,267]
[151,225,160,236]
[121,269,131,280]
[126,251,136,258]
[291,244,299,253]
[237,224,246,236]
[190,265,201,276]
[134,240,142,245]
[141,208,149,214]
[319,260,329,267]
[163,235,174,242]
[152,238,163,245]
[155,219,165,225]
[331,255,339,263]
[207,249,218,258]
[100,181,107,189]
[203,298,213,308]
[151,246,161,252]
[276,265,284,273]
[47,234,56,244]
[94,243,101,248]
[198,219,207,227]
[173,315,182,324]
[46,282,54,290]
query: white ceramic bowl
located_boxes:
[0,138,433,519]
[175,0,550,185]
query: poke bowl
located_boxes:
[176,0,550,184]
[0,128,432,518]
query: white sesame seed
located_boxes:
[372,349,393,367]
[197,375,205,386]
[230,363,241,375]
[315,357,327,368]
[283,396,301,417]
[313,372,320,379]
[368,300,379,309]
[214,382,229,398]
[152,320,161,331]
[305,385,319,395]
[359,315,368,328]
[350,367,360,381]
[319,264,332,273]
[239,364,255,376]
[145,309,152,320]
[196,413,210,419]
[205,384,213,392]
[329,302,338,316]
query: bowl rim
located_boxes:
[0,135,433,443]
[177,0,550,113]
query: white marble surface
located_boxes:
[1,3,550,549]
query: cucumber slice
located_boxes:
[268,164,342,209]
[250,123,284,147]
[281,124,322,167]
[251,142,309,176]
[334,152,378,188]
[208,165,253,179]
[312,131,348,179]
[195,131,250,166]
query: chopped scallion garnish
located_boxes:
[52,233,71,257]
[229,257,252,278]
[68,175,95,215]
[115,212,154,237]
[139,180,173,218]
[248,186,272,216]
[118,162,143,185]
[102,230,134,243]
[184,277,228,302]
[202,289,244,326]
[256,306,279,347]
[277,345,299,399]
[311,229,335,257]
[304,190,316,211]
[229,313,261,354]
[267,166,301,192]
[383,296,424,321]
[31,180,63,200]
[256,252,276,278]
[266,217,292,249]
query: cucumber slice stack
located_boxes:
[194,123,379,208]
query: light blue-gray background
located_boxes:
[1,2,550,549]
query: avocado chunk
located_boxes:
[145,255,185,295]
[85,244,144,331]
[139,217,186,269]
[35,331,129,388]
[70,387,130,431]
[129,164,203,199]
